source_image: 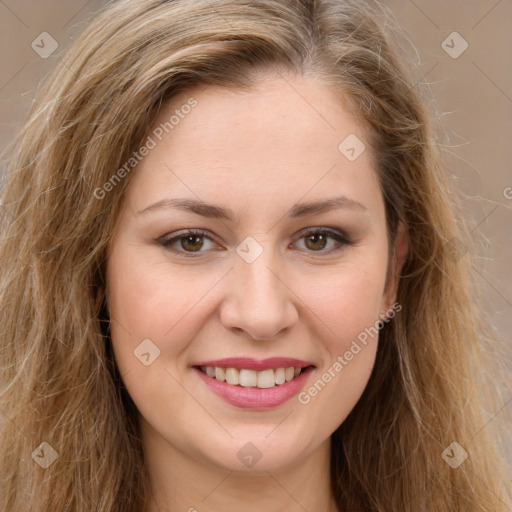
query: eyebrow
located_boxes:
[136,195,368,220]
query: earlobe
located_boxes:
[383,221,409,314]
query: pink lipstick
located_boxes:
[193,357,315,409]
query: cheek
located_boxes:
[105,245,226,370]
[304,258,388,348]
[293,257,388,420]
[105,248,213,437]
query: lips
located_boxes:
[192,357,315,409]
[193,357,313,371]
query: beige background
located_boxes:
[0,0,510,468]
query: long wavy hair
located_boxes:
[0,0,510,510]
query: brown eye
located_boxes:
[159,229,217,257]
[294,228,352,254]
[179,234,204,252]
[304,232,329,251]
[159,227,352,258]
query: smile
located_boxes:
[198,365,306,388]
[192,357,315,409]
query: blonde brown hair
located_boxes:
[0,0,510,510]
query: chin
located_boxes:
[193,428,319,474]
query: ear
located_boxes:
[381,221,408,315]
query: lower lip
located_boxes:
[194,367,314,409]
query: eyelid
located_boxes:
[157,229,221,254]
[158,227,353,257]
[297,226,351,243]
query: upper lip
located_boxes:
[193,357,314,371]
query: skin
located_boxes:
[105,71,408,512]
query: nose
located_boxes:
[219,246,299,341]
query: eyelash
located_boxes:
[158,227,353,258]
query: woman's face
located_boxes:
[106,72,404,474]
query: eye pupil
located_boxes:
[305,233,327,251]
[182,235,203,252]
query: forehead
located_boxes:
[124,73,382,220]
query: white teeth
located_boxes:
[275,367,285,385]
[225,368,239,385]
[239,369,257,387]
[285,367,295,381]
[257,369,275,388]
[200,365,307,388]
